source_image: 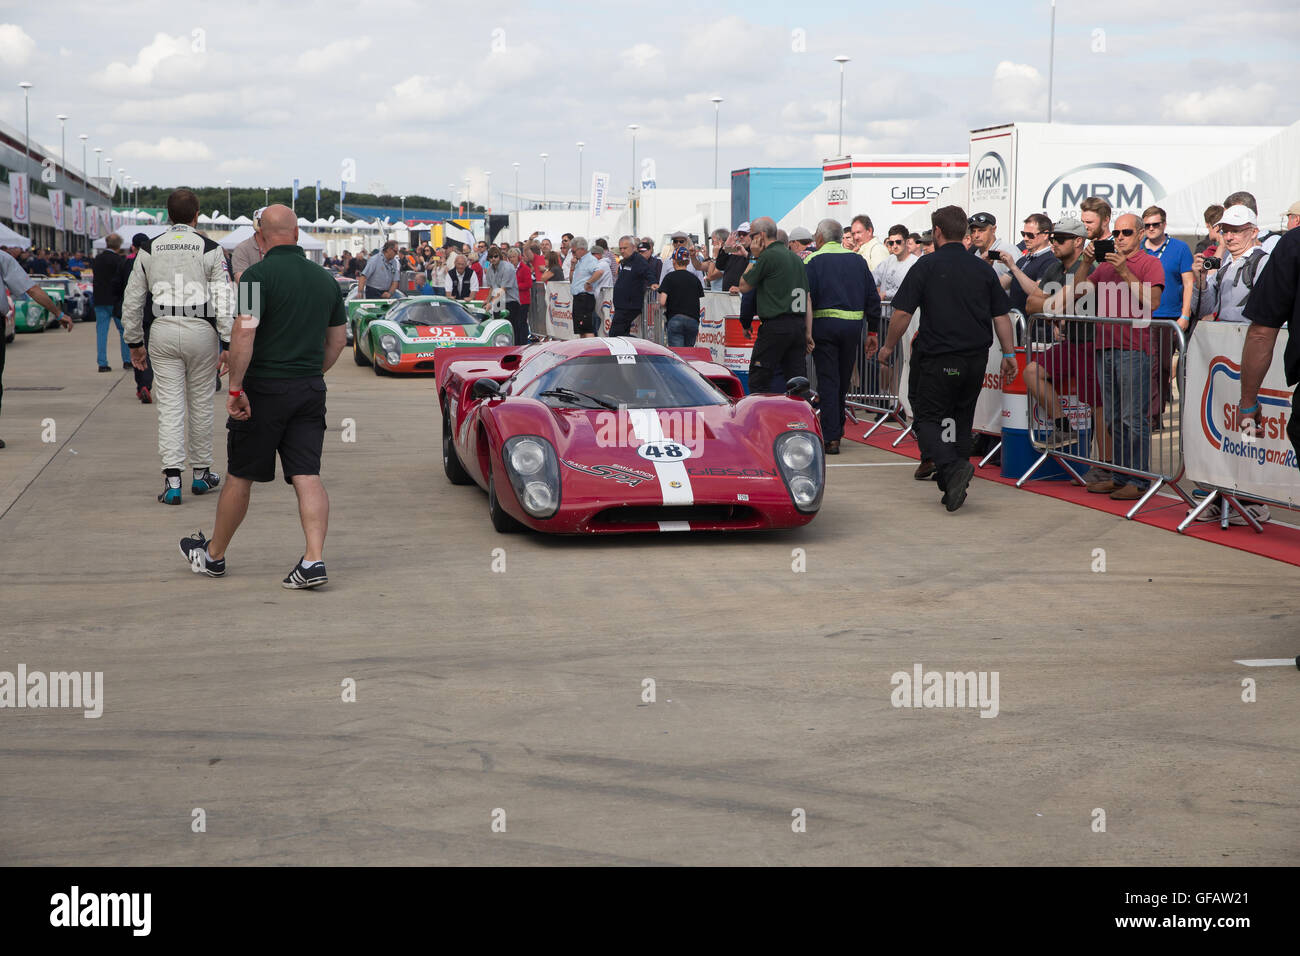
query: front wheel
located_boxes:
[442,404,472,485]
[487,471,520,533]
[352,328,368,366]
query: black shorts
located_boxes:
[572,292,596,334]
[227,376,327,484]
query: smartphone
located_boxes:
[985,250,1002,262]
[1092,238,1115,258]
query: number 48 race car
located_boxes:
[435,337,825,534]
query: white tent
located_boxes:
[198,213,213,224]
[217,224,325,252]
[231,215,253,225]
[93,223,169,249]
[0,221,32,249]
[1159,119,1300,236]
[313,217,331,228]
[297,216,313,228]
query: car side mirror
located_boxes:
[785,376,812,398]
[472,378,502,399]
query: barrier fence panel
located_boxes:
[1018,313,1190,519]
[527,281,548,338]
[1176,321,1299,533]
[846,304,909,443]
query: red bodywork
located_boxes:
[435,338,824,534]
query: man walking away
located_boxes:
[122,188,232,504]
[738,217,810,394]
[877,206,1017,512]
[119,233,154,402]
[92,234,131,373]
[179,205,347,588]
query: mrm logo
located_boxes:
[1042,163,1165,216]
[971,151,1008,203]
[1199,355,1295,468]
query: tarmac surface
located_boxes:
[1,327,1297,866]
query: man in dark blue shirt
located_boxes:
[611,235,655,336]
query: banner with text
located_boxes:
[10,173,30,224]
[49,190,65,231]
[1183,321,1299,503]
[72,198,85,236]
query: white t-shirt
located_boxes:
[873,254,917,311]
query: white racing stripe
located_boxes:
[600,336,638,364]
[1234,658,1298,667]
[628,408,694,510]
[657,521,691,532]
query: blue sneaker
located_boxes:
[179,530,225,577]
[158,475,182,505]
[192,469,221,495]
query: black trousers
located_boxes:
[911,348,986,483]
[610,308,641,337]
[749,315,805,394]
[811,317,862,443]
[506,301,528,345]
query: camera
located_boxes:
[985,250,1000,262]
[1091,238,1115,258]
[1202,256,1221,270]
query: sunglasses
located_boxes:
[1143,221,1165,229]
[1112,228,1137,237]
[885,239,904,246]
[672,238,687,244]
[1020,231,1040,239]
[1050,234,1078,243]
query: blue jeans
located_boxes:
[1097,348,1152,489]
[665,315,699,347]
[96,305,129,368]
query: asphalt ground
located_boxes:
[1,328,1297,866]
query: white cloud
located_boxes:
[115,137,214,162]
[217,157,268,174]
[1161,83,1279,124]
[0,24,36,65]
[622,43,660,70]
[294,38,372,73]
[991,61,1046,117]
[95,33,197,87]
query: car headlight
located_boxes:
[379,334,398,351]
[502,435,560,518]
[492,332,514,347]
[780,433,816,471]
[510,438,546,476]
[773,430,824,513]
[386,350,401,365]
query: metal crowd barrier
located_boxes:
[971,311,1029,466]
[1017,313,1190,519]
[527,282,548,338]
[642,288,664,344]
[845,303,910,443]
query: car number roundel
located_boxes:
[415,325,467,339]
[637,440,692,461]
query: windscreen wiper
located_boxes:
[539,387,617,409]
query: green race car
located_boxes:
[349,295,514,374]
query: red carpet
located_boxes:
[844,417,1300,568]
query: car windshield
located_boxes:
[519,354,728,410]
[391,301,476,326]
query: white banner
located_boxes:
[10,173,30,224]
[1183,321,1300,503]
[88,206,101,239]
[49,189,65,231]
[699,292,730,366]
[895,314,1009,435]
[72,198,86,236]
[542,282,614,339]
[99,208,112,237]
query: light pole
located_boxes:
[93,147,102,199]
[18,82,32,236]
[118,168,126,208]
[512,161,520,219]
[400,195,406,222]
[833,55,851,156]
[540,153,548,207]
[710,97,723,190]
[78,134,87,252]
[263,186,269,206]
[576,141,584,208]
[226,179,232,218]
[627,125,639,234]
[484,172,491,214]
[55,113,68,248]
[106,158,113,202]
[448,183,456,213]
[1047,0,1056,122]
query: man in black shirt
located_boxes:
[877,205,1017,511]
[713,227,751,292]
[657,249,705,346]
[1241,226,1300,460]
[611,235,655,335]
[91,235,130,373]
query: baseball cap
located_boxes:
[1282,200,1300,218]
[674,247,691,262]
[736,221,751,233]
[968,212,996,228]
[670,230,689,240]
[1051,217,1087,239]
[1220,204,1258,228]
[788,226,814,243]
[919,230,934,244]
[637,240,652,251]
[252,206,267,230]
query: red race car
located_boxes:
[436,338,825,534]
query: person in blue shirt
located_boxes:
[1141,204,1193,424]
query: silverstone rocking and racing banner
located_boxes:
[1183,321,1300,503]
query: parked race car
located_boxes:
[435,337,824,534]
[351,295,514,374]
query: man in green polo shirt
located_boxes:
[738,216,810,393]
[178,205,348,589]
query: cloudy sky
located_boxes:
[1,0,1296,210]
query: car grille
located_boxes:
[590,504,762,529]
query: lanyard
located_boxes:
[1146,238,1169,261]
